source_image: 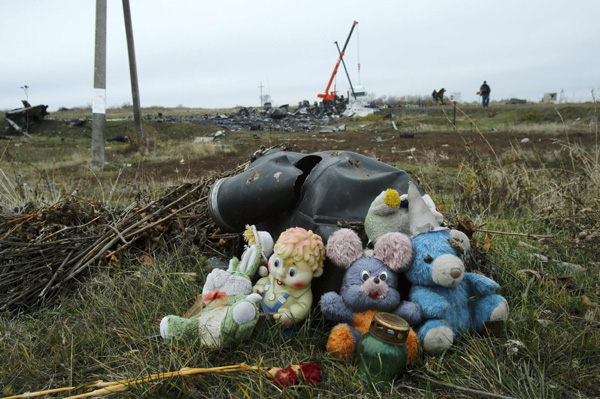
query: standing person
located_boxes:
[480,81,491,107]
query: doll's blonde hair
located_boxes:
[274,227,325,274]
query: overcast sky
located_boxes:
[1,0,599,112]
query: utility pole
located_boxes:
[122,0,144,153]
[258,82,264,106]
[91,0,107,172]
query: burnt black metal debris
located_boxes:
[5,103,49,136]
[144,104,349,132]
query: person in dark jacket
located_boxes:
[480,81,491,107]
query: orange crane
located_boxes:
[318,21,358,107]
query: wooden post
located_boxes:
[91,0,107,172]
[453,101,457,126]
[122,0,144,153]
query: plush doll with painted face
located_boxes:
[253,227,325,328]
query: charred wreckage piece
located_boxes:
[144,103,348,133]
[4,101,49,137]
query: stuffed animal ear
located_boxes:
[449,229,470,255]
[326,228,363,268]
[374,232,413,272]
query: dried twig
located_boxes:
[0,169,237,312]
[0,145,287,312]
[475,228,554,239]
[39,249,74,297]
[2,363,261,399]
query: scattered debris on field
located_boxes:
[143,105,351,132]
[4,101,49,137]
[342,101,375,117]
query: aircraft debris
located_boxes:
[342,101,374,117]
[5,104,49,136]
[270,104,289,119]
[372,136,394,143]
[5,119,32,138]
[144,103,352,133]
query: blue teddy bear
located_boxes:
[404,182,509,355]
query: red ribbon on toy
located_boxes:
[202,290,226,302]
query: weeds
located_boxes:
[523,111,542,122]
[1,104,599,398]
[186,141,235,159]
[0,167,66,214]
[458,141,536,213]
[350,113,383,122]
[0,168,20,212]
[457,117,599,257]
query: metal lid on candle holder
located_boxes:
[369,312,410,344]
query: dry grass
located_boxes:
[1,102,599,398]
[50,105,241,120]
[187,142,235,158]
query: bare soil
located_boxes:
[2,103,597,186]
[173,128,595,180]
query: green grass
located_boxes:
[1,103,596,205]
[46,106,240,120]
[372,103,598,135]
[1,103,599,398]
[1,199,597,398]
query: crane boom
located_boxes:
[318,21,358,103]
[336,41,356,100]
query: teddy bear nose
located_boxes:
[373,277,380,284]
[450,268,462,279]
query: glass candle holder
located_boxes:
[357,312,410,384]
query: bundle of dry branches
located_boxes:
[0,163,250,313]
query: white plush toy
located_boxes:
[364,188,444,244]
[160,225,273,347]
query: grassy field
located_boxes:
[0,102,599,398]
